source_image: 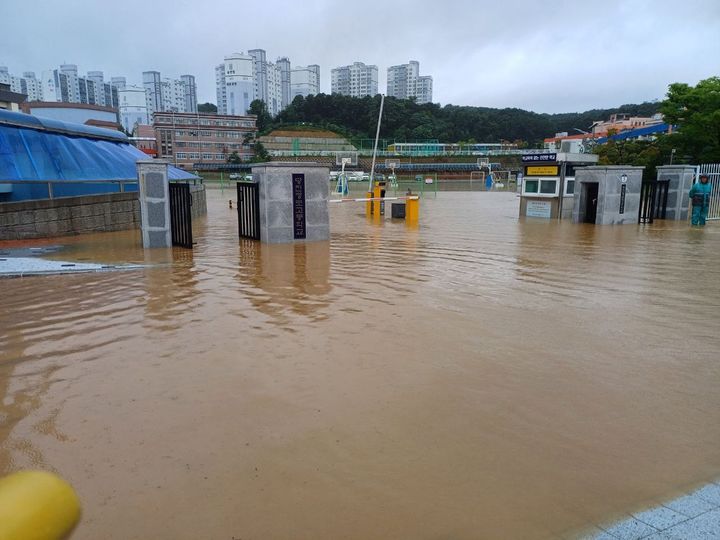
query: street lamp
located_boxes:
[670,148,676,165]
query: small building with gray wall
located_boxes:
[251,162,330,244]
[572,166,644,225]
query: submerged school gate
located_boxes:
[638,180,669,224]
[169,182,193,248]
[237,182,260,240]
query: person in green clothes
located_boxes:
[689,174,712,227]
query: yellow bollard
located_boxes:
[0,470,81,540]
[366,191,373,218]
[406,197,419,224]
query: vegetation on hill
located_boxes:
[270,93,661,146]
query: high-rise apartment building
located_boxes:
[117,85,151,133]
[181,75,197,113]
[387,60,433,104]
[277,57,291,109]
[216,51,320,116]
[291,65,320,100]
[331,62,378,98]
[215,52,255,117]
[0,68,44,101]
[143,70,197,114]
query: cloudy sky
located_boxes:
[1,0,718,113]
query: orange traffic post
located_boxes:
[406,197,419,224]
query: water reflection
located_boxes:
[237,241,331,324]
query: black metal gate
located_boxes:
[169,182,193,248]
[237,182,260,240]
[639,180,669,224]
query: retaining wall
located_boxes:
[0,184,207,241]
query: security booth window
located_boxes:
[540,180,557,194]
[565,179,575,195]
[525,179,539,193]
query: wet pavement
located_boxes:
[1,189,719,539]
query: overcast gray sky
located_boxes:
[2,0,718,113]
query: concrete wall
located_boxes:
[657,165,695,221]
[0,184,207,241]
[573,166,644,225]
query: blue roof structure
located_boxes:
[596,123,672,144]
[0,109,196,202]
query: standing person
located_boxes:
[689,174,712,227]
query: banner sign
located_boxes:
[522,153,557,163]
[525,165,559,176]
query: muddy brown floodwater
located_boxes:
[1,189,719,539]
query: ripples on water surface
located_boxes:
[1,190,719,539]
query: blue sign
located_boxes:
[522,153,557,163]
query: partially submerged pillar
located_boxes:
[251,162,330,243]
[136,159,171,248]
[656,165,696,221]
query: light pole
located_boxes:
[670,148,676,165]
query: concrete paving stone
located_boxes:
[663,492,717,518]
[690,484,720,506]
[598,516,659,540]
[657,509,720,539]
[631,506,689,530]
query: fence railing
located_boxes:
[0,179,139,200]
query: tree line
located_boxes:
[264,94,661,147]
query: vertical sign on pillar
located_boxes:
[292,173,306,239]
[619,184,627,214]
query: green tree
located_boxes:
[250,142,270,163]
[247,99,273,132]
[198,102,217,113]
[226,151,243,164]
[661,77,720,163]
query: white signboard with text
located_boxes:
[526,200,552,218]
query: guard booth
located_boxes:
[519,152,599,220]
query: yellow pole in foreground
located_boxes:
[0,470,81,540]
[406,197,419,224]
[366,191,373,217]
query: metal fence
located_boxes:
[697,164,720,220]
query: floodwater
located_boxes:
[1,189,719,539]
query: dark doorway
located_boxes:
[583,183,599,224]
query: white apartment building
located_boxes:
[215,52,255,117]
[331,62,378,98]
[0,68,43,101]
[142,70,197,114]
[36,65,119,108]
[387,60,433,104]
[216,51,321,116]
[290,65,320,100]
[118,84,151,133]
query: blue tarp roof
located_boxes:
[0,109,196,202]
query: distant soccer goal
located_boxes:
[470,171,486,182]
[335,152,358,166]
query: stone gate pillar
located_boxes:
[251,162,330,243]
[136,159,171,248]
[656,165,696,221]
